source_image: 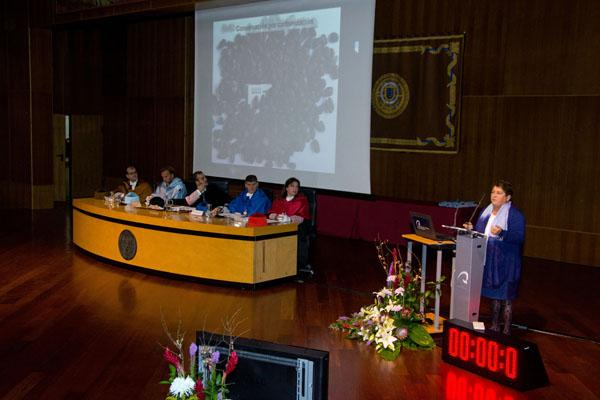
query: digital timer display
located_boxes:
[442,319,549,391]
[446,327,519,379]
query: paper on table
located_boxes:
[472,321,485,331]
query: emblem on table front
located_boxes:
[118,229,137,260]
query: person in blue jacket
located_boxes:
[465,180,525,335]
[228,174,271,215]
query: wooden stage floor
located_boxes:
[0,206,598,399]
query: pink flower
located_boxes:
[396,327,409,340]
[163,348,181,370]
[195,378,205,399]
[225,351,238,375]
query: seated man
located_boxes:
[148,166,187,204]
[115,166,152,200]
[185,171,229,215]
[228,174,271,216]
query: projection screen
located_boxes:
[194,0,375,194]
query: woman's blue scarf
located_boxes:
[480,201,511,234]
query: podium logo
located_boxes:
[457,271,469,286]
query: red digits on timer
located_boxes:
[447,327,518,379]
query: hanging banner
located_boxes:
[371,35,464,153]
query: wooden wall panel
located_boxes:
[155,17,186,98]
[183,15,194,177]
[122,16,188,179]
[102,96,129,178]
[31,93,54,185]
[53,26,103,114]
[29,0,54,28]
[0,0,52,208]
[6,87,31,187]
[101,23,127,97]
[127,20,158,98]
[30,28,54,186]
[501,0,600,95]
[0,4,8,178]
[126,97,158,177]
[52,30,67,113]
[154,97,185,175]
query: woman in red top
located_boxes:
[268,177,310,223]
[269,177,312,275]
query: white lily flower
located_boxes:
[375,288,393,298]
[382,316,396,330]
[376,331,397,350]
[386,304,402,312]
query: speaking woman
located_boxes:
[465,180,525,334]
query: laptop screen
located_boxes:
[410,212,436,239]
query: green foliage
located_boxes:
[401,340,418,350]
[168,364,177,381]
[378,345,402,361]
[408,324,435,349]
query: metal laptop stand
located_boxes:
[402,233,455,332]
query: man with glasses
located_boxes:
[228,174,271,216]
[115,166,153,200]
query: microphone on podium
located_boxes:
[443,193,487,238]
[467,193,486,225]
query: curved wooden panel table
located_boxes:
[72,198,297,285]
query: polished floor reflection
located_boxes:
[0,207,598,399]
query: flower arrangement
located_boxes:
[161,315,242,400]
[330,241,444,360]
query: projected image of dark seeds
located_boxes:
[212,23,339,170]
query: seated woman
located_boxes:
[269,177,312,273]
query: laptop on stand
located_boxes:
[409,212,455,241]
